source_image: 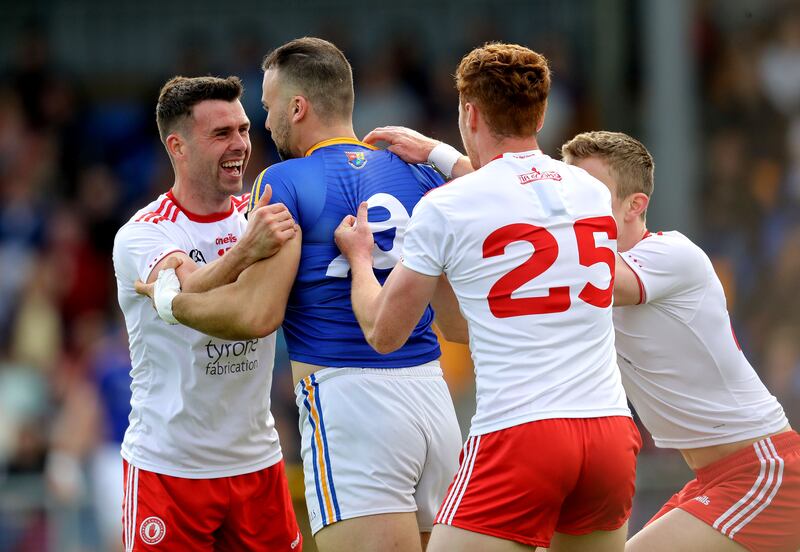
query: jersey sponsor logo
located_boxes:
[189,249,207,265]
[694,495,711,505]
[345,151,367,169]
[139,516,166,545]
[517,166,562,184]
[291,531,301,549]
[215,233,238,246]
[205,339,260,376]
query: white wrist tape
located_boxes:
[154,267,181,325]
[428,142,462,179]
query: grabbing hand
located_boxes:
[362,126,439,165]
[334,201,373,264]
[243,184,297,260]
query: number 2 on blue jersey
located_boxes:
[327,193,410,277]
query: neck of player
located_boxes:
[171,179,233,216]
[300,123,358,156]
[478,135,540,168]
[617,219,647,253]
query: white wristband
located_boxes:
[154,267,181,325]
[427,142,462,179]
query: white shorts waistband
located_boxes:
[294,360,442,395]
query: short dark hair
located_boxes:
[455,42,551,138]
[156,76,243,142]
[261,37,354,122]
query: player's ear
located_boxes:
[166,133,184,158]
[626,193,649,221]
[291,96,308,123]
[465,102,479,131]
[535,100,547,133]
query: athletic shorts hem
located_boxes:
[673,506,754,549]
[440,520,549,548]
[675,504,716,526]
[311,506,418,534]
[555,518,629,536]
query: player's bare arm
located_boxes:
[137,230,301,340]
[613,254,644,307]
[142,185,296,293]
[431,275,469,344]
[335,202,439,354]
[363,126,474,179]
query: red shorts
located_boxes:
[649,430,800,552]
[435,416,641,547]
[122,459,301,551]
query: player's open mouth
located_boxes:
[221,159,244,177]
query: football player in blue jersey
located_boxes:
[139,37,464,552]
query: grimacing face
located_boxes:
[181,98,251,197]
[262,68,296,160]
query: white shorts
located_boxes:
[295,361,462,534]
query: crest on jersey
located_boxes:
[140,516,166,545]
[345,151,367,169]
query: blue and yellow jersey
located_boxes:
[249,138,444,368]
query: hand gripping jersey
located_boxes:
[401,150,630,436]
[113,191,282,478]
[614,231,788,449]
[248,138,443,367]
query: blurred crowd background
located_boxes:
[1,0,799,550]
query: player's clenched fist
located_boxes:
[242,183,297,260]
[334,201,373,265]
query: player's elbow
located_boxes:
[242,309,284,338]
[437,324,469,345]
[366,330,403,355]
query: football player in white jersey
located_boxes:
[335,43,641,552]
[560,131,799,552]
[363,119,800,551]
[112,76,302,551]
[135,39,463,552]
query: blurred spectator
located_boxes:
[353,44,425,137]
[759,8,800,117]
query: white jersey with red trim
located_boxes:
[112,190,282,478]
[614,231,788,449]
[401,150,630,437]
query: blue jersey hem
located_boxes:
[288,349,441,369]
